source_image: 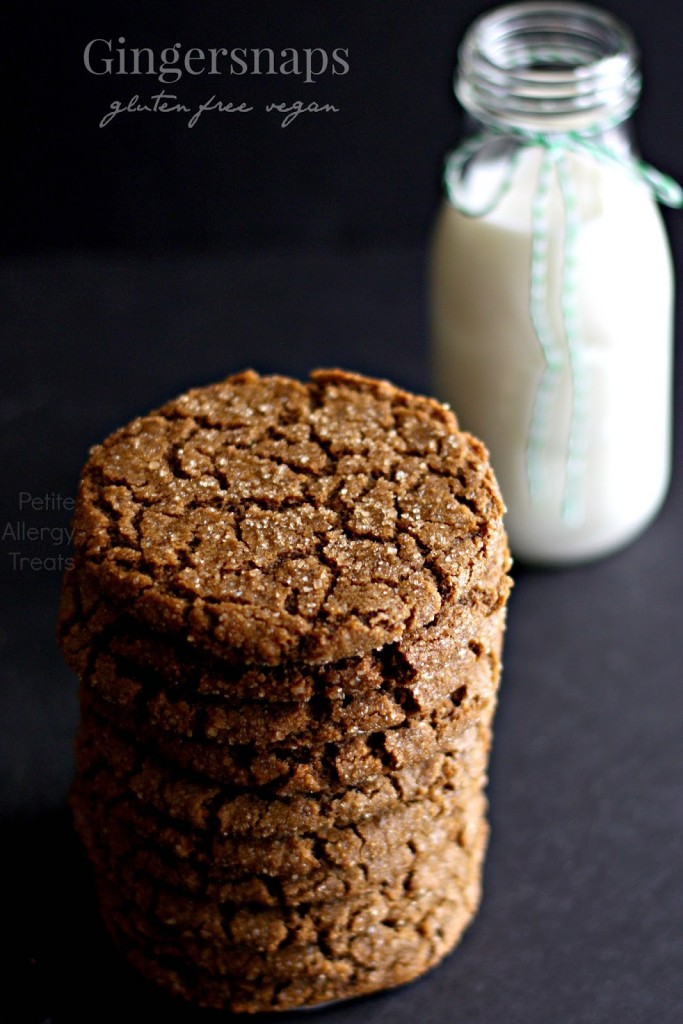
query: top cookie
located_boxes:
[70,369,506,666]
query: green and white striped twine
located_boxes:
[444,123,682,523]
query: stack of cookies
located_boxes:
[58,369,512,1013]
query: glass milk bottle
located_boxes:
[429,1,681,565]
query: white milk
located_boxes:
[430,146,674,564]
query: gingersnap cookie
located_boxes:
[98,853,485,1014]
[58,524,510,701]
[73,772,488,907]
[90,815,488,1014]
[74,621,499,750]
[78,677,497,792]
[66,369,506,668]
[74,709,491,840]
[61,368,512,1014]
[95,824,487,960]
[72,748,488,881]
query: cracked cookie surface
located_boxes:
[70,369,506,667]
[61,368,511,1014]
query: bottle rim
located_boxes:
[455,1,641,132]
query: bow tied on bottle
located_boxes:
[444,123,682,523]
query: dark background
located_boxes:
[7,0,683,253]
[3,2,683,1022]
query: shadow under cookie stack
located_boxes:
[58,369,512,1013]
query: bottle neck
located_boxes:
[455,1,641,135]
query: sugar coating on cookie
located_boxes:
[60,368,512,1014]
[71,369,505,666]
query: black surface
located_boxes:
[2,250,683,1023]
